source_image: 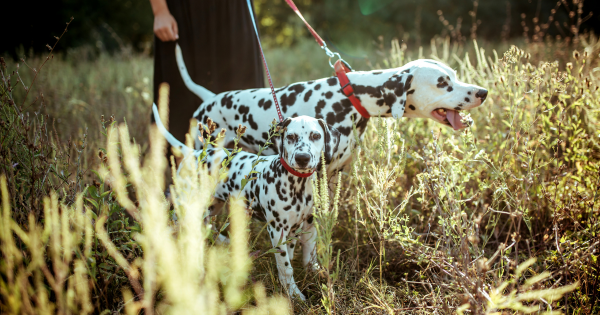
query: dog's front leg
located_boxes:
[300,216,319,271]
[268,225,305,300]
[287,231,299,262]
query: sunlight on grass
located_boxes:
[1,27,599,314]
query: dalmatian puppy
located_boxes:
[152,104,340,300]
[176,44,488,173]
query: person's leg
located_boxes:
[186,0,265,94]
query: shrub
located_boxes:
[0,19,86,223]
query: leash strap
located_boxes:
[283,1,366,119]
[334,60,370,119]
[284,0,325,47]
[284,0,350,69]
[246,0,283,123]
[247,0,314,178]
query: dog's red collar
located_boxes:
[334,60,371,119]
[280,156,314,178]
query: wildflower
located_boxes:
[237,124,247,137]
[197,123,205,143]
[206,118,217,134]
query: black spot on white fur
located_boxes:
[187,60,487,196]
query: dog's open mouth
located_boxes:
[431,108,473,130]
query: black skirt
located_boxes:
[152,0,264,144]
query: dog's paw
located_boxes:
[306,261,321,273]
[288,283,306,301]
[311,263,331,279]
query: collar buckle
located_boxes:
[340,82,354,97]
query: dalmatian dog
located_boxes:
[176,44,488,173]
[153,104,340,300]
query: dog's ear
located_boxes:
[273,117,292,155]
[317,119,341,164]
[382,71,414,119]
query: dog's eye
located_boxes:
[286,134,295,141]
[311,133,321,141]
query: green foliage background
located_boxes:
[2,0,599,56]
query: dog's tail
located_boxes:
[152,103,193,157]
[175,44,216,102]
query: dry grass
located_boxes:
[2,23,600,314]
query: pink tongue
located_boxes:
[446,110,464,130]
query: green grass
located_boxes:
[7,47,154,175]
[1,32,600,314]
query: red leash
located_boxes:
[284,0,346,69]
[284,0,326,47]
[245,0,369,177]
[285,0,369,119]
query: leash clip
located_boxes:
[322,44,352,70]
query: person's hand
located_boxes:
[154,10,179,42]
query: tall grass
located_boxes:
[0,85,290,314]
[0,179,94,314]
[95,86,289,313]
[312,155,343,314]
[5,45,154,176]
[334,38,599,313]
[2,22,600,314]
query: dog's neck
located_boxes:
[275,160,313,189]
[341,68,405,118]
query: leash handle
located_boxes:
[246,0,284,123]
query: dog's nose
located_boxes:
[295,153,311,167]
[475,89,488,102]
